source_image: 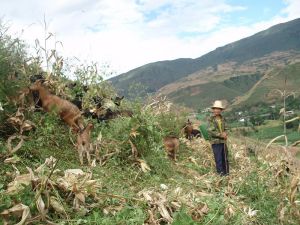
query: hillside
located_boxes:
[111,18,300,108]
[1,98,300,224]
[169,73,262,109]
[231,62,300,107]
[110,58,196,95]
[166,52,300,109]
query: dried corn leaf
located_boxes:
[129,139,138,159]
[225,204,236,218]
[65,169,85,178]
[244,207,258,217]
[291,140,300,147]
[141,191,153,202]
[279,108,285,115]
[160,184,168,190]
[140,191,173,223]
[145,209,159,225]
[171,201,181,208]
[173,187,182,196]
[75,192,86,203]
[12,164,20,176]
[50,196,66,215]
[188,157,198,166]
[35,156,58,173]
[137,159,151,173]
[73,193,85,210]
[265,135,287,150]
[0,203,31,225]
[196,191,213,197]
[4,155,20,164]
[7,116,23,126]
[278,204,286,222]
[36,195,47,218]
[21,120,36,132]
[6,173,31,194]
[289,176,299,204]
[190,203,209,221]
[102,205,124,216]
[7,111,24,126]
[157,203,173,223]
[96,132,103,143]
[91,159,97,167]
[7,135,24,155]
[56,168,100,210]
[285,116,299,123]
[130,128,140,138]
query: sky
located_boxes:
[1,0,300,76]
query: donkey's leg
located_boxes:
[78,145,84,165]
[86,150,91,165]
[63,113,80,132]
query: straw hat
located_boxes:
[211,100,225,109]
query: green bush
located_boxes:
[93,103,185,166]
[0,23,27,102]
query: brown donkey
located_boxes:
[163,136,180,161]
[184,119,193,140]
[29,80,84,132]
[76,123,94,165]
[183,119,201,140]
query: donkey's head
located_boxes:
[29,80,43,91]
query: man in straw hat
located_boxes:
[207,100,229,176]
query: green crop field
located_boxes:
[247,124,299,144]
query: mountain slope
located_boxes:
[169,73,263,109]
[193,17,300,65]
[164,51,300,109]
[111,18,300,98]
[233,62,300,107]
[110,58,196,95]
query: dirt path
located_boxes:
[229,69,277,108]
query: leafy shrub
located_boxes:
[94,102,185,166]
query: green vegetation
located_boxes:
[1,105,299,224]
[155,60,300,110]
[110,58,197,96]
[170,73,262,108]
[238,63,300,107]
[222,73,262,93]
[241,120,299,144]
[226,93,299,145]
[171,82,240,108]
[0,23,29,102]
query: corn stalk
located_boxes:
[272,74,296,147]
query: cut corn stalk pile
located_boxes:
[1,156,102,224]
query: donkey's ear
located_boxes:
[187,119,190,122]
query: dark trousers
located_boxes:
[212,143,229,176]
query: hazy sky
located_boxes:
[1,0,300,75]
